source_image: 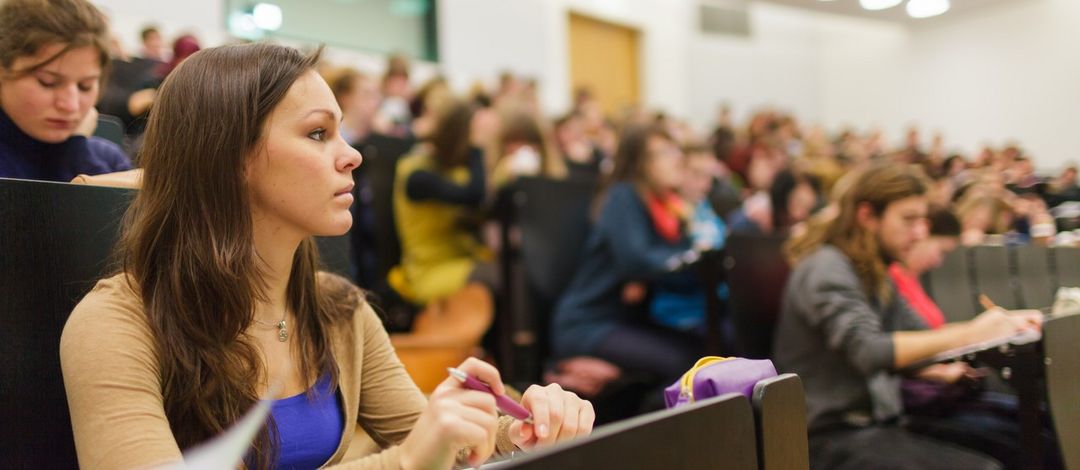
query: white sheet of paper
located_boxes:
[157,396,274,470]
[927,328,1042,364]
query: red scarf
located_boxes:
[645,191,689,244]
[889,263,945,329]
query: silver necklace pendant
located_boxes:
[277,320,288,342]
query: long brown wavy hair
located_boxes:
[118,43,354,468]
[785,163,928,302]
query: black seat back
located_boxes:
[1015,245,1055,309]
[512,177,596,302]
[498,177,596,381]
[92,114,126,147]
[353,134,414,286]
[1053,246,1080,291]
[0,178,132,468]
[723,233,790,359]
[971,245,1020,310]
[752,373,810,470]
[350,134,417,330]
[925,247,979,322]
[1043,312,1080,470]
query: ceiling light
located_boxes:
[906,0,950,18]
[859,0,902,10]
[252,3,283,31]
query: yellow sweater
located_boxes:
[392,153,490,304]
[60,272,513,469]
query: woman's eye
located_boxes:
[37,78,57,88]
[77,83,94,92]
[309,129,326,141]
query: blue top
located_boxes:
[551,182,691,358]
[649,200,728,330]
[0,107,132,182]
[270,374,344,469]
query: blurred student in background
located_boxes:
[0,0,131,182]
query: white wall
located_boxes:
[820,0,1080,171]
[687,3,833,132]
[92,0,229,52]
[437,0,551,101]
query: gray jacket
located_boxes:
[774,245,927,432]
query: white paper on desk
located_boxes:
[157,396,274,470]
[930,329,1042,364]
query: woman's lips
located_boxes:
[45,118,75,129]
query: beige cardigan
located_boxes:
[60,273,514,469]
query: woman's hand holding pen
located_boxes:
[508,383,595,450]
[969,309,1034,343]
[968,296,1043,344]
[400,357,501,470]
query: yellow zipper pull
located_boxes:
[679,356,731,403]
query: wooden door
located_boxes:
[567,12,641,117]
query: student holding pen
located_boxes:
[60,42,591,470]
[775,164,1045,469]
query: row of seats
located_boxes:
[925,244,1080,321]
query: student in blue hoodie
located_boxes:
[0,0,131,182]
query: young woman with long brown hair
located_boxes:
[60,43,591,470]
[776,163,1044,469]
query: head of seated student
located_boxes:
[788,163,929,301]
[1058,165,1077,189]
[157,34,200,80]
[139,25,165,62]
[681,143,718,205]
[381,53,411,99]
[325,66,382,144]
[943,154,967,179]
[408,76,450,139]
[553,112,595,165]
[899,206,961,276]
[609,124,684,197]
[955,193,1014,245]
[0,0,110,144]
[491,106,566,183]
[424,94,500,171]
[769,168,822,234]
[123,42,361,465]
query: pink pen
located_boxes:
[447,367,533,423]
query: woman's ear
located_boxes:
[855,201,879,232]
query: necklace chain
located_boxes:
[252,313,289,342]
